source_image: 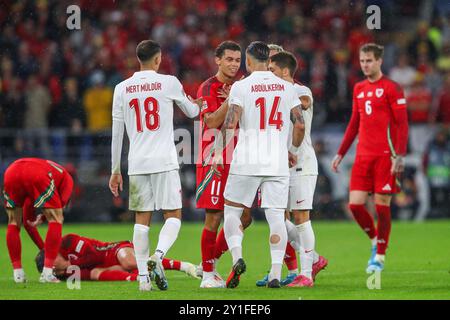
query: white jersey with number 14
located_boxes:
[228,71,301,177]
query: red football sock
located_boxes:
[98,270,137,281]
[213,228,228,260]
[162,258,181,270]
[201,228,217,272]
[24,223,44,250]
[284,242,298,271]
[44,222,62,268]
[375,204,391,255]
[349,204,377,240]
[6,224,22,269]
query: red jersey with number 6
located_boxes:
[338,76,409,157]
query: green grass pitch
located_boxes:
[0,220,449,300]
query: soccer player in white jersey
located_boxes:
[269,51,328,287]
[109,40,201,292]
[211,41,306,289]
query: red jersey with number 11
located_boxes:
[338,76,408,157]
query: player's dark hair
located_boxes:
[360,43,384,60]
[270,51,298,77]
[215,41,241,58]
[35,249,45,273]
[246,41,270,62]
[136,40,161,63]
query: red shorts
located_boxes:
[101,241,134,268]
[350,155,401,194]
[3,160,74,209]
[196,165,230,210]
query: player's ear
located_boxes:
[154,53,162,67]
[215,56,221,66]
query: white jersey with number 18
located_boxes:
[228,71,301,177]
[111,70,199,175]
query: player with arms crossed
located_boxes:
[196,41,253,288]
[331,43,408,273]
[212,41,305,289]
[109,40,201,291]
[264,51,328,287]
[3,158,73,283]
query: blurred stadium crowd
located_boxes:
[0,0,449,222]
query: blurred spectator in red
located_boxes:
[433,72,450,125]
[406,73,433,123]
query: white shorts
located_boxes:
[128,170,182,211]
[288,175,317,211]
[224,174,289,208]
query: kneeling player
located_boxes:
[35,233,200,282]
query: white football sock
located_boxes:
[375,254,385,264]
[371,237,378,247]
[297,220,315,279]
[155,217,181,259]
[313,250,320,264]
[223,205,244,265]
[133,224,150,280]
[42,267,53,276]
[285,219,300,251]
[265,208,287,281]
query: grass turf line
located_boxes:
[0,221,449,300]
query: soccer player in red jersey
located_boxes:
[3,158,73,283]
[196,41,253,288]
[331,43,409,273]
[34,233,200,282]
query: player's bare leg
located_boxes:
[6,207,26,283]
[147,209,181,290]
[134,211,153,291]
[39,208,64,283]
[366,193,393,272]
[223,199,247,288]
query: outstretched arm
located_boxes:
[211,103,242,175]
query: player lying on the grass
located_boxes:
[4,158,73,284]
[254,50,329,288]
[34,233,200,282]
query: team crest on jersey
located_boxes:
[376,88,384,98]
[211,196,219,205]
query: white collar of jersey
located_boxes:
[251,71,273,75]
[134,70,157,76]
